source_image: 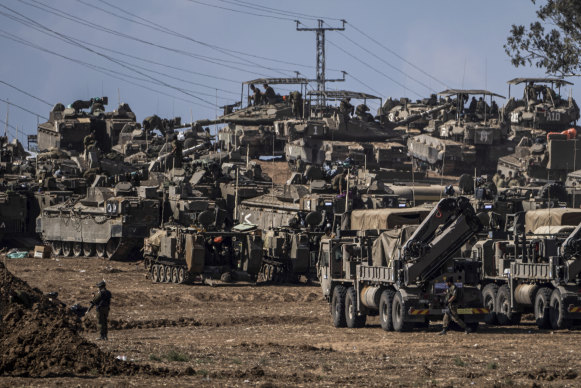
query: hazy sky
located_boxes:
[0,0,570,146]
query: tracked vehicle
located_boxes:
[37,182,160,260]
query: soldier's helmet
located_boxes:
[96,280,106,288]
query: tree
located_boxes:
[505,0,581,75]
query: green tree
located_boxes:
[505,0,581,75]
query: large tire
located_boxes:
[482,284,499,325]
[496,285,520,325]
[345,287,366,328]
[392,291,410,332]
[379,289,395,331]
[534,287,552,329]
[549,288,570,330]
[331,285,347,328]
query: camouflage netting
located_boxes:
[0,260,145,377]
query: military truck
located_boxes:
[37,182,160,259]
[319,197,488,331]
[143,223,263,284]
[504,77,579,137]
[473,208,581,329]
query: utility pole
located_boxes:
[296,19,346,106]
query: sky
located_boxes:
[0,0,571,147]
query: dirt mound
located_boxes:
[0,261,144,377]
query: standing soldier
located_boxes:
[339,97,354,123]
[249,84,262,106]
[263,83,276,104]
[439,277,470,335]
[86,280,112,340]
[171,134,183,168]
[290,90,303,118]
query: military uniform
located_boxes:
[332,172,347,192]
[290,91,302,117]
[340,98,354,123]
[440,280,468,334]
[171,138,183,168]
[263,84,276,104]
[90,282,112,340]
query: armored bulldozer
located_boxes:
[504,77,579,137]
[474,209,581,329]
[37,97,137,153]
[143,222,263,285]
[37,182,160,260]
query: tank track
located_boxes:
[258,258,298,284]
[148,261,192,284]
[46,237,143,261]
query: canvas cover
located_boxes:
[525,209,581,233]
[351,207,431,231]
[371,226,418,267]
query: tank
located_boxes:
[381,94,443,131]
[504,77,580,136]
[36,182,160,260]
[143,223,263,284]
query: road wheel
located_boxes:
[549,288,570,330]
[62,242,72,257]
[51,241,62,257]
[96,243,106,258]
[345,287,366,328]
[176,267,186,284]
[73,242,83,257]
[172,267,179,284]
[83,243,95,257]
[482,283,498,325]
[331,285,347,328]
[379,289,395,331]
[495,285,520,325]
[534,287,552,329]
[152,265,160,283]
[392,291,410,332]
[106,238,120,258]
[165,265,173,283]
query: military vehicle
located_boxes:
[37,97,137,153]
[497,129,581,182]
[37,182,160,260]
[208,77,309,157]
[473,209,581,329]
[504,77,579,137]
[0,190,36,245]
[409,89,511,174]
[319,197,488,331]
[143,223,263,284]
[380,94,442,131]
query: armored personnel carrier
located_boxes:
[504,77,579,137]
[37,182,160,260]
[143,222,263,284]
[37,97,137,153]
[381,94,442,131]
[408,89,510,173]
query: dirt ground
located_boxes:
[2,257,581,387]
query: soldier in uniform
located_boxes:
[86,280,112,340]
[332,170,348,193]
[439,277,470,335]
[171,134,183,168]
[295,155,305,174]
[339,97,354,123]
[249,84,262,106]
[290,91,303,118]
[263,83,276,104]
[355,104,373,122]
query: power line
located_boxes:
[345,72,383,96]
[184,0,296,22]
[0,98,47,120]
[327,39,423,98]
[219,0,343,22]
[0,80,52,106]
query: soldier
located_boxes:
[467,97,477,113]
[83,131,96,151]
[355,104,373,122]
[249,84,262,106]
[332,170,348,193]
[492,170,502,187]
[439,277,470,335]
[295,155,305,174]
[339,97,354,123]
[86,280,112,340]
[171,134,183,168]
[290,90,303,118]
[263,83,276,104]
[507,171,519,188]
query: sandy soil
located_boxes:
[1,256,580,387]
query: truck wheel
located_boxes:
[495,285,519,325]
[331,285,347,328]
[345,287,366,328]
[549,288,570,330]
[392,291,410,332]
[534,287,552,329]
[482,284,498,325]
[379,289,395,331]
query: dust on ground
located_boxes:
[1,256,580,387]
